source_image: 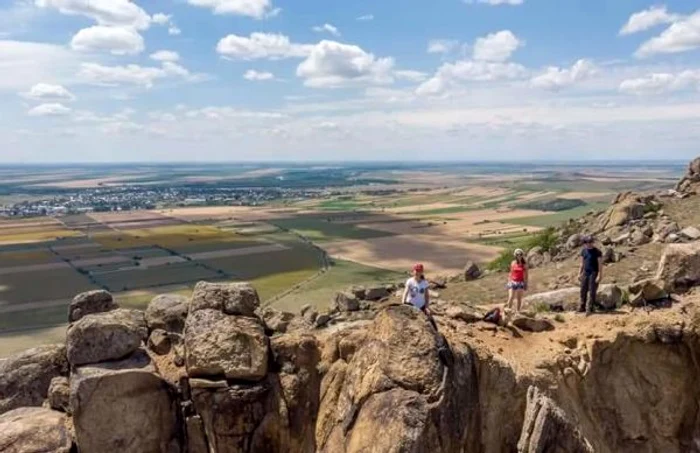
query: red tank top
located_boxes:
[510,261,526,282]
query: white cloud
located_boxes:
[151,13,171,25]
[473,30,522,62]
[427,39,458,54]
[464,0,524,5]
[394,70,428,82]
[21,83,75,101]
[417,59,527,95]
[620,6,678,35]
[70,25,144,55]
[357,14,374,21]
[216,33,312,60]
[28,103,72,117]
[0,40,79,91]
[296,40,395,88]
[244,69,274,81]
[168,26,181,36]
[78,63,168,87]
[620,70,700,95]
[635,11,700,57]
[35,0,151,30]
[185,106,286,120]
[150,50,180,62]
[530,59,596,90]
[312,23,340,37]
[186,0,276,19]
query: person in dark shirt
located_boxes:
[579,235,603,315]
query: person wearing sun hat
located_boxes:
[402,263,431,315]
[506,248,528,313]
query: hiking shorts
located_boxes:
[507,281,527,290]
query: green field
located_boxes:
[503,202,609,227]
[0,268,98,305]
[271,216,393,242]
[269,259,405,312]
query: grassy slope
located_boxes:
[503,202,609,228]
[270,217,394,242]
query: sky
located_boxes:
[1,0,700,163]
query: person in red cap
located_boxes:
[402,263,431,315]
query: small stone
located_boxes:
[314,314,330,328]
[69,290,117,323]
[148,329,171,355]
[47,377,70,414]
[334,292,360,312]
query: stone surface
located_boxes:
[364,285,390,301]
[527,246,546,268]
[69,289,118,323]
[566,234,582,249]
[598,193,646,230]
[262,308,296,333]
[0,407,73,453]
[47,376,71,413]
[70,350,178,453]
[680,226,700,240]
[464,260,481,281]
[628,279,669,306]
[334,291,360,312]
[524,285,622,312]
[145,294,188,333]
[0,344,68,415]
[148,329,172,355]
[512,316,555,333]
[190,281,261,316]
[517,387,593,453]
[349,285,366,300]
[655,242,700,292]
[185,308,269,380]
[66,309,146,366]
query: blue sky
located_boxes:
[1,0,700,162]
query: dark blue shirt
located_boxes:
[580,247,602,274]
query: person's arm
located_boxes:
[596,251,603,283]
[578,252,584,279]
[523,264,529,289]
[424,282,431,315]
[401,283,409,304]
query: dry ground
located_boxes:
[322,235,502,274]
[157,206,298,222]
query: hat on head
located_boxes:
[514,248,524,256]
[582,235,594,244]
[413,263,425,273]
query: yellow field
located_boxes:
[0,250,59,268]
[0,228,82,245]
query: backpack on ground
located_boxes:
[483,307,502,325]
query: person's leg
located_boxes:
[580,274,589,312]
[588,272,598,314]
[515,288,524,313]
[507,287,515,309]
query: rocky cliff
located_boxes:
[3,159,700,453]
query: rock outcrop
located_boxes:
[523,284,622,311]
[675,156,700,194]
[0,407,73,453]
[0,344,68,415]
[655,241,700,292]
[69,289,118,322]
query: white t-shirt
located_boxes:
[404,277,430,309]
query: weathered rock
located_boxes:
[512,316,555,333]
[527,246,546,268]
[680,226,700,241]
[66,309,146,366]
[630,230,651,246]
[148,329,172,355]
[0,407,73,453]
[304,308,319,324]
[365,285,390,301]
[566,234,581,249]
[185,308,268,380]
[334,291,360,312]
[429,277,447,290]
[656,221,680,240]
[655,242,700,293]
[69,289,117,322]
[190,281,261,317]
[145,294,188,333]
[47,376,71,413]
[598,193,646,230]
[524,285,622,312]
[444,305,482,323]
[675,156,700,193]
[517,387,593,453]
[613,232,631,244]
[70,350,178,453]
[0,344,68,415]
[602,247,616,264]
[464,260,481,281]
[262,308,296,333]
[315,313,331,328]
[185,415,208,453]
[628,279,669,306]
[348,286,367,300]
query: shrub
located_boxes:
[524,227,558,253]
[487,249,515,272]
[554,314,565,323]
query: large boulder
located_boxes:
[0,407,73,453]
[69,289,118,322]
[627,279,669,307]
[66,309,147,366]
[0,344,68,415]
[524,285,622,312]
[680,226,700,241]
[334,291,360,312]
[655,242,700,293]
[597,193,646,230]
[512,316,555,333]
[145,294,188,333]
[70,350,178,453]
[365,285,390,301]
[261,308,296,333]
[190,281,260,316]
[185,309,268,381]
[464,261,481,281]
[517,387,593,453]
[527,246,546,268]
[675,156,700,193]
